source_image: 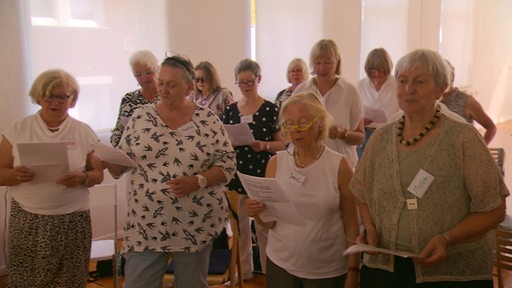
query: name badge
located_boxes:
[241,115,253,124]
[287,171,306,187]
[178,121,196,136]
[407,169,435,199]
[406,198,418,210]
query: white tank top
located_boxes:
[266,147,348,279]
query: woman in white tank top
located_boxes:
[246,92,361,288]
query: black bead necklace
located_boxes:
[397,106,441,146]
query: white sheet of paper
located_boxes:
[343,243,422,258]
[224,123,255,146]
[94,142,137,167]
[17,142,69,184]
[237,172,305,226]
[364,106,387,123]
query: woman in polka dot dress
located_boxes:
[222,58,285,279]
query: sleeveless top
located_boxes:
[441,88,473,123]
[266,147,348,279]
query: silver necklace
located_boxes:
[294,145,325,168]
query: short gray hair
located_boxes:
[394,49,449,90]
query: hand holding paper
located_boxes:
[224,123,256,146]
[343,243,422,258]
[364,106,387,123]
[17,142,69,184]
[237,171,305,226]
[93,142,137,167]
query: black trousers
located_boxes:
[360,256,492,288]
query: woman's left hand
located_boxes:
[329,125,346,139]
[168,175,198,197]
[414,234,448,265]
[249,140,266,152]
[56,171,86,188]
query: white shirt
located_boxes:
[357,76,399,129]
[294,77,362,167]
[3,112,98,215]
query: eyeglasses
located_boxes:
[281,115,320,131]
[369,68,385,75]
[133,70,155,78]
[195,77,205,83]
[235,80,256,87]
[43,94,72,104]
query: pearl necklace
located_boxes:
[294,145,325,168]
[397,106,441,146]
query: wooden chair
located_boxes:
[489,147,505,176]
[89,183,119,288]
[495,225,512,288]
[164,190,243,288]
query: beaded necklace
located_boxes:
[397,105,441,146]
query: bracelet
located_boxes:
[441,232,451,245]
[82,171,90,186]
[348,266,360,273]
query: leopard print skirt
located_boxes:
[7,199,92,288]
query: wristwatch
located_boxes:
[195,174,207,189]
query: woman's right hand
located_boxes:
[246,198,265,217]
[13,166,35,184]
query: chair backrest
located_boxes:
[90,183,117,208]
[489,147,505,176]
[496,226,512,269]
[221,190,243,288]
[89,183,119,288]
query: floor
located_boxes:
[1,121,512,288]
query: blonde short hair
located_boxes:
[279,92,333,143]
[309,39,342,76]
[286,58,309,83]
[29,69,80,106]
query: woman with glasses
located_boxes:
[189,61,234,118]
[222,58,286,279]
[274,58,309,111]
[0,69,104,287]
[246,92,360,288]
[111,50,159,147]
[104,55,236,288]
[356,48,400,158]
[293,39,364,167]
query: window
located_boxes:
[30,0,105,28]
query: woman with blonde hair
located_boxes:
[0,68,104,287]
[294,39,364,167]
[247,92,360,288]
[274,58,309,110]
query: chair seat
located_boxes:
[166,249,231,275]
[90,239,116,261]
